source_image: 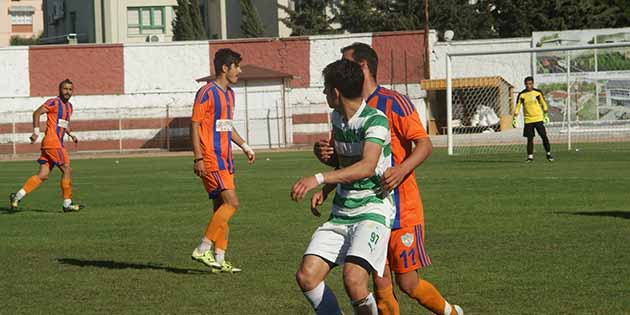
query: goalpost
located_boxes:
[445,42,630,155]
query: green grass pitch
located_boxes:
[1,146,629,314]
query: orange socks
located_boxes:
[61,178,72,199]
[214,225,230,251]
[22,176,42,194]
[410,279,450,314]
[375,285,400,315]
[204,204,236,245]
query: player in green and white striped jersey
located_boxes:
[291,59,394,315]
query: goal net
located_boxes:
[441,41,630,155]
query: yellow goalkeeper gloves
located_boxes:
[543,113,550,124]
[512,116,517,128]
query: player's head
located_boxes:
[214,48,242,84]
[322,59,364,110]
[341,42,378,80]
[524,76,534,91]
[58,78,73,101]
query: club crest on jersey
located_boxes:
[401,233,414,247]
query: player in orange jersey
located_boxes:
[9,79,83,213]
[190,48,255,273]
[315,43,463,315]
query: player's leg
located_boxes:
[298,222,345,314]
[523,123,535,162]
[345,221,391,315]
[57,150,82,212]
[10,153,52,209]
[392,224,463,315]
[192,173,223,268]
[373,260,400,315]
[535,123,553,161]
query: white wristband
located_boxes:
[314,173,325,185]
[241,143,253,153]
[33,127,40,135]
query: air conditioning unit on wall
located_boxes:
[146,34,165,42]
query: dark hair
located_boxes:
[58,78,73,91]
[214,48,242,75]
[322,59,364,99]
[341,42,378,79]
[524,76,534,83]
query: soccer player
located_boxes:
[512,76,554,162]
[315,43,463,315]
[190,48,255,273]
[9,79,83,213]
[292,59,394,315]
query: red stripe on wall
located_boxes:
[292,113,329,124]
[372,31,426,84]
[29,44,124,96]
[209,37,310,88]
[293,132,329,145]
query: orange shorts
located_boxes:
[202,170,235,199]
[38,148,70,168]
[387,224,432,273]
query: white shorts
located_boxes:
[304,220,391,277]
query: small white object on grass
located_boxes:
[575,148,580,152]
[265,158,270,161]
[115,160,120,164]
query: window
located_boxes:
[127,7,166,35]
[10,12,33,25]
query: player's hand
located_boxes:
[244,148,255,164]
[291,176,319,202]
[194,160,207,178]
[381,165,408,191]
[29,133,39,143]
[314,139,335,163]
[512,117,517,128]
[310,190,326,217]
[543,113,550,125]
[69,134,78,143]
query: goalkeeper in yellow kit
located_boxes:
[512,76,554,162]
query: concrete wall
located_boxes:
[0,31,430,154]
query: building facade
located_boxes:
[0,0,44,47]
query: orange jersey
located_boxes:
[41,97,73,149]
[192,81,235,173]
[366,86,429,229]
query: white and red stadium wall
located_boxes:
[0,31,428,154]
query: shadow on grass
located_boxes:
[57,258,210,275]
[556,210,630,220]
[0,206,60,215]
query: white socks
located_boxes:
[197,237,213,253]
[351,292,377,315]
[63,199,72,207]
[16,189,26,201]
[528,154,534,159]
[303,281,342,315]
[215,249,225,264]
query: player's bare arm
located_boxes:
[191,121,206,178]
[381,137,432,191]
[65,127,78,143]
[314,139,339,168]
[231,129,255,164]
[310,183,336,217]
[291,140,381,202]
[29,105,49,143]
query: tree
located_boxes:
[240,0,265,37]
[189,0,207,39]
[280,0,339,36]
[172,0,205,41]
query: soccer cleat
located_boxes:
[9,193,19,211]
[453,305,464,315]
[212,261,242,274]
[191,248,221,268]
[526,158,534,163]
[62,203,84,213]
[546,154,554,162]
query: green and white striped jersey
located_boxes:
[330,101,395,227]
